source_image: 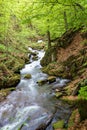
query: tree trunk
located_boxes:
[47,30,51,49]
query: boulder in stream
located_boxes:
[32,55,38,61]
[37,79,48,86]
[55,92,63,98]
[24,74,32,79]
[48,76,56,83]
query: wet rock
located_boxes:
[24,56,30,63]
[36,123,46,130]
[32,55,38,61]
[55,89,61,92]
[28,53,32,59]
[31,51,38,56]
[55,92,63,98]
[48,76,56,83]
[71,86,80,96]
[29,50,38,56]
[52,84,65,90]
[37,79,48,86]
[24,74,32,79]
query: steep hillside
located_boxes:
[42,30,87,92]
[41,29,87,130]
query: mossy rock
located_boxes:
[24,56,29,63]
[41,46,57,66]
[32,56,38,61]
[24,74,31,79]
[6,74,20,87]
[48,76,56,83]
[37,79,48,86]
[31,51,38,56]
[55,92,63,98]
[52,120,64,129]
[13,63,24,73]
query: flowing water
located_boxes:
[0,48,71,130]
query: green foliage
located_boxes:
[52,120,64,129]
[0,0,87,51]
[22,0,87,41]
[0,44,6,52]
[79,86,87,100]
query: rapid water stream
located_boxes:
[0,48,71,130]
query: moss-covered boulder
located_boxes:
[13,63,24,73]
[6,74,20,87]
[41,46,57,66]
[55,92,63,98]
[37,79,48,86]
[52,120,64,129]
[48,76,56,83]
[0,87,16,102]
[30,51,38,56]
[32,55,38,61]
[24,74,32,79]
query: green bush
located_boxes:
[79,85,87,100]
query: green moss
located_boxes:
[24,74,31,79]
[68,109,80,128]
[55,92,62,98]
[6,74,20,87]
[79,85,87,100]
[0,44,6,52]
[48,76,56,83]
[52,120,64,129]
[37,79,48,86]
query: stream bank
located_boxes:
[0,41,46,102]
[40,30,87,129]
